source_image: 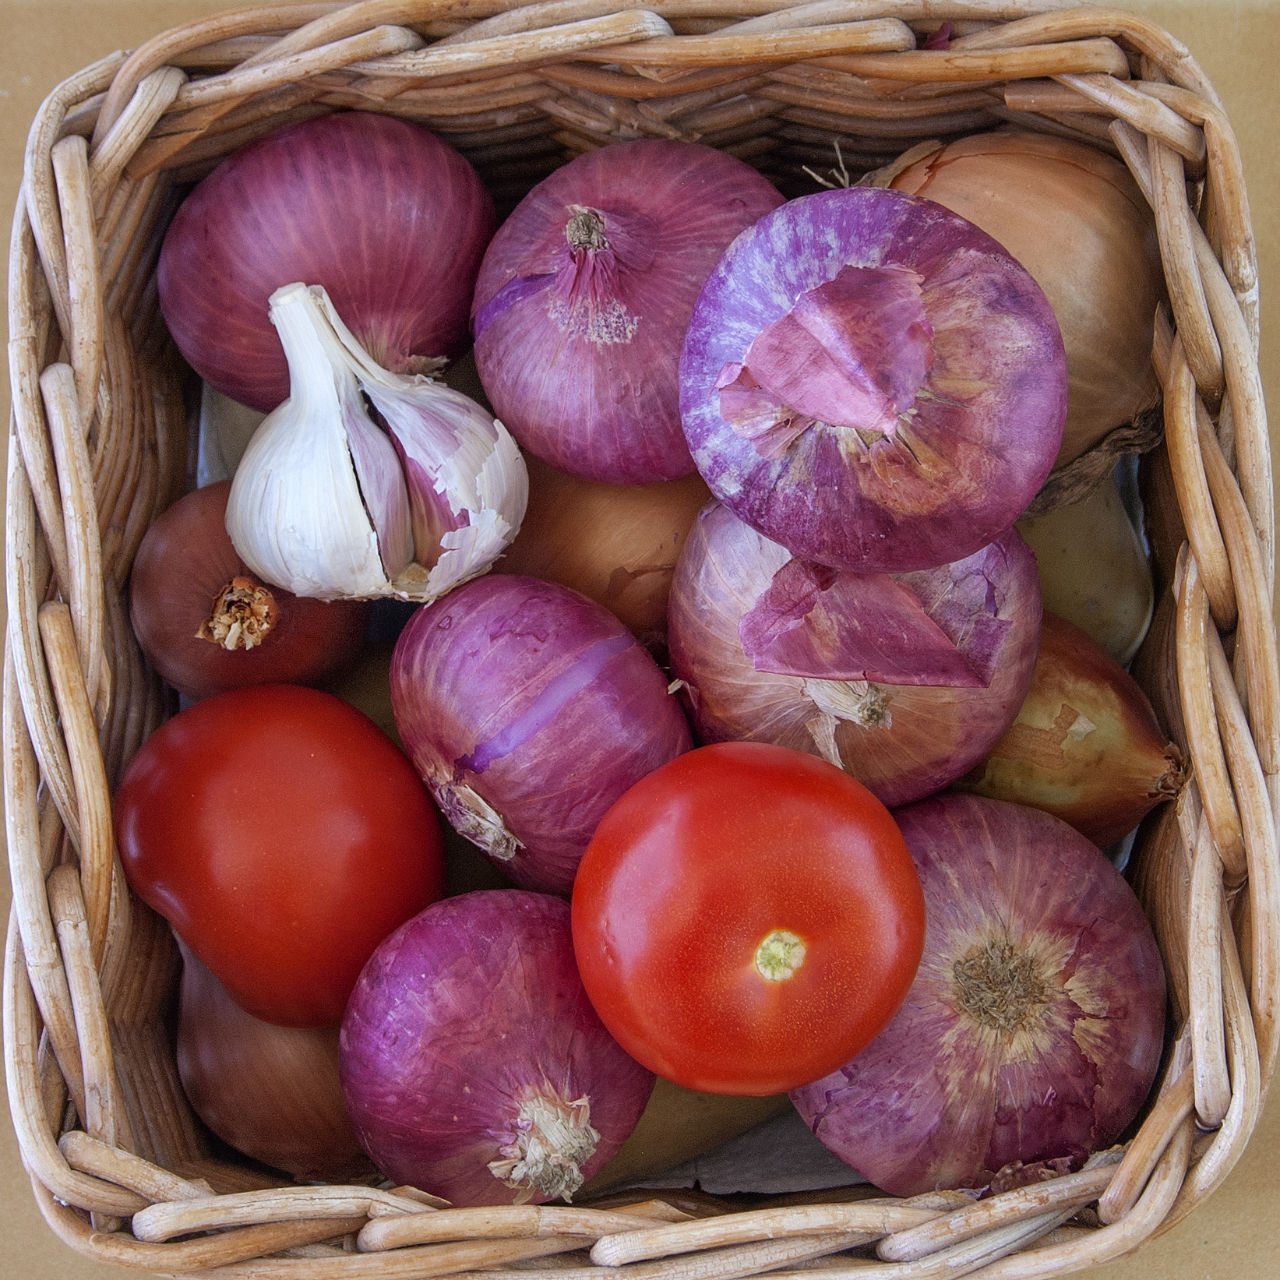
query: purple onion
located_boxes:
[158,112,496,411]
[340,890,654,1205]
[389,574,692,893]
[667,501,1041,807]
[790,794,1167,1197]
[679,186,1067,571]
[470,139,784,483]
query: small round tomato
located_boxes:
[570,741,925,1095]
[115,684,445,1027]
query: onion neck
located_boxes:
[488,1087,600,1202]
[434,781,522,862]
[547,205,651,345]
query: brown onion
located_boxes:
[887,129,1164,465]
[176,946,372,1183]
[954,612,1184,847]
[128,481,370,701]
[495,454,711,647]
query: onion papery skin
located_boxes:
[128,480,371,701]
[470,139,784,484]
[790,794,1167,1197]
[339,890,655,1205]
[176,946,372,1184]
[679,186,1066,572]
[888,129,1164,465]
[158,112,496,412]
[389,574,693,893]
[667,501,1041,807]
[494,453,712,649]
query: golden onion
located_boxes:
[888,129,1165,467]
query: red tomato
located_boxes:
[570,741,926,1095]
[115,684,445,1027]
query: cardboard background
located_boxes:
[2,3,1276,1276]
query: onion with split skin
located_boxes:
[667,501,1041,808]
[679,184,1066,573]
[790,793,1167,1198]
[389,573,693,894]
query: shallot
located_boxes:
[128,480,370,701]
[954,612,1185,846]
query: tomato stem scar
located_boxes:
[755,929,806,981]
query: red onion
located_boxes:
[790,794,1167,1197]
[340,889,654,1205]
[667,501,1041,807]
[679,186,1067,571]
[158,111,496,411]
[470,139,784,483]
[389,574,692,893]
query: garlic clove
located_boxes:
[366,381,529,601]
[225,317,393,601]
[225,282,527,604]
[344,394,415,582]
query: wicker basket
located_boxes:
[4,1,1276,1276]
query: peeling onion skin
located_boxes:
[158,112,496,412]
[679,186,1066,572]
[790,794,1167,1198]
[667,501,1041,807]
[389,574,693,894]
[340,890,655,1206]
[471,139,784,484]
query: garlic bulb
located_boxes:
[225,282,527,602]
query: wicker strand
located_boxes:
[3,5,1276,1278]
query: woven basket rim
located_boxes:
[4,2,1276,1277]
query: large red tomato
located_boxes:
[115,684,445,1026]
[570,741,926,1095]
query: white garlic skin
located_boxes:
[225,282,527,604]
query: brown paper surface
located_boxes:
[2,3,1277,1277]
